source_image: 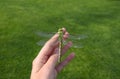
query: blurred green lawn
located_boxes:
[0,0,120,79]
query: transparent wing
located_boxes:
[63,40,83,48]
[36,31,87,48]
[36,31,55,38]
[36,39,83,48]
[36,31,87,39]
[37,40,47,46]
[69,34,88,40]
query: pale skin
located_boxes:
[30,28,75,79]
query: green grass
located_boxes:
[0,0,120,79]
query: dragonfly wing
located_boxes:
[36,31,87,48]
[69,34,88,40]
[36,32,54,38]
[63,40,83,48]
[37,40,45,46]
[72,41,84,48]
[36,39,49,46]
[37,40,83,48]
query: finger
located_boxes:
[56,53,75,73]
[61,27,66,34]
[63,31,69,40]
[40,33,59,55]
[44,48,59,69]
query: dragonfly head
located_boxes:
[58,28,63,35]
[58,28,63,32]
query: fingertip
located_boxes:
[61,27,66,34]
[62,27,66,31]
[63,32,69,40]
[51,32,59,39]
[67,53,75,61]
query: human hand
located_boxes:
[30,28,75,79]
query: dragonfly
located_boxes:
[36,28,87,63]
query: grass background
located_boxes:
[0,0,120,79]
